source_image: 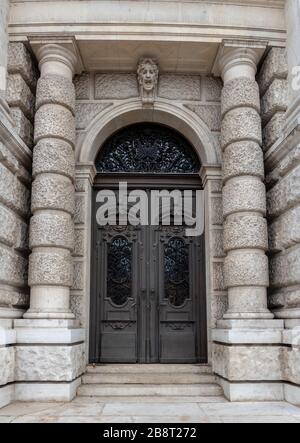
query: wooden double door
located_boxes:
[89,177,207,364]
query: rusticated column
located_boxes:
[25,44,77,319]
[220,47,273,320]
[0,0,10,117]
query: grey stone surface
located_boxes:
[261,78,288,124]
[270,247,300,288]
[202,76,222,102]
[74,229,84,257]
[0,244,28,287]
[74,195,86,225]
[29,249,72,287]
[8,43,38,91]
[0,163,30,218]
[30,212,74,251]
[31,174,75,215]
[269,206,300,253]
[267,165,300,218]
[72,261,84,291]
[76,103,112,129]
[211,196,223,225]
[224,250,269,288]
[224,214,268,252]
[158,75,201,100]
[0,347,15,387]
[95,73,138,99]
[212,229,225,258]
[0,204,18,247]
[36,75,76,113]
[257,48,288,96]
[33,139,75,181]
[213,344,282,381]
[185,104,221,131]
[213,262,225,291]
[15,344,85,382]
[221,108,262,150]
[223,177,266,217]
[6,74,35,120]
[221,77,260,116]
[223,141,264,181]
[262,112,285,152]
[283,347,300,385]
[34,104,75,146]
[0,288,29,310]
[10,108,33,148]
[74,73,90,100]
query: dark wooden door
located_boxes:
[89,182,207,364]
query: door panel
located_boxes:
[90,185,207,364]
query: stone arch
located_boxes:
[76,99,220,166]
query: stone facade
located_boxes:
[0,0,300,408]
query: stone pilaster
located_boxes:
[14,43,85,402]
[212,42,284,402]
[25,44,77,319]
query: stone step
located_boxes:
[77,383,223,397]
[82,373,216,385]
[86,364,212,375]
[72,395,227,404]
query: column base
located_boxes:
[217,319,284,329]
[15,378,81,402]
[14,319,85,400]
[217,377,284,402]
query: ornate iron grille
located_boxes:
[107,236,132,306]
[164,237,189,307]
[96,123,200,173]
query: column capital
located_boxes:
[30,39,83,79]
[213,40,266,83]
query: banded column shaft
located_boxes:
[25,44,77,319]
[0,0,10,114]
[220,48,273,320]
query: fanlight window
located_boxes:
[95,123,200,174]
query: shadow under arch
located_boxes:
[76,99,220,167]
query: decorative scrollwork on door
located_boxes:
[107,236,132,306]
[96,123,200,173]
[164,237,189,307]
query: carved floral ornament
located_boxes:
[137,58,159,105]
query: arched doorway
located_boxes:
[89,123,207,364]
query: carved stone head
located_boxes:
[137,58,159,104]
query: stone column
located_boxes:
[220,47,273,321]
[285,0,300,129]
[24,44,77,319]
[212,43,284,402]
[0,0,10,118]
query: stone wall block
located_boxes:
[270,247,300,288]
[261,78,288,124]
[31,174,75,215]
[95,73,138,99]
[221,108,262,150]
[158,75,201,100]
[224,250,269,288]
[6,73,35,120]
[257,48,288,96]
[267,165,300,218]
[36,75,75,113]
[33,139,75,181]
[30,212,74,251]
[0,164,30,218]
[262,112,286,152]
[34,104,75,146]
[269,206,300,253]
[221,77,260,116]
[0,205,17,247]
[0,245,28,288]
[223,141,264,182]
[213,344,282,381]
[224,214,268,252]
[15,344,85,382]
[10,108,33,149]
[223,177,266,217]
[29,249,72,287]
[8,43,38,91]
[74,73,90,100]
[203,76,222,102]
[0,347,15,386]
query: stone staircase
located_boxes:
[77,364,224,400]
